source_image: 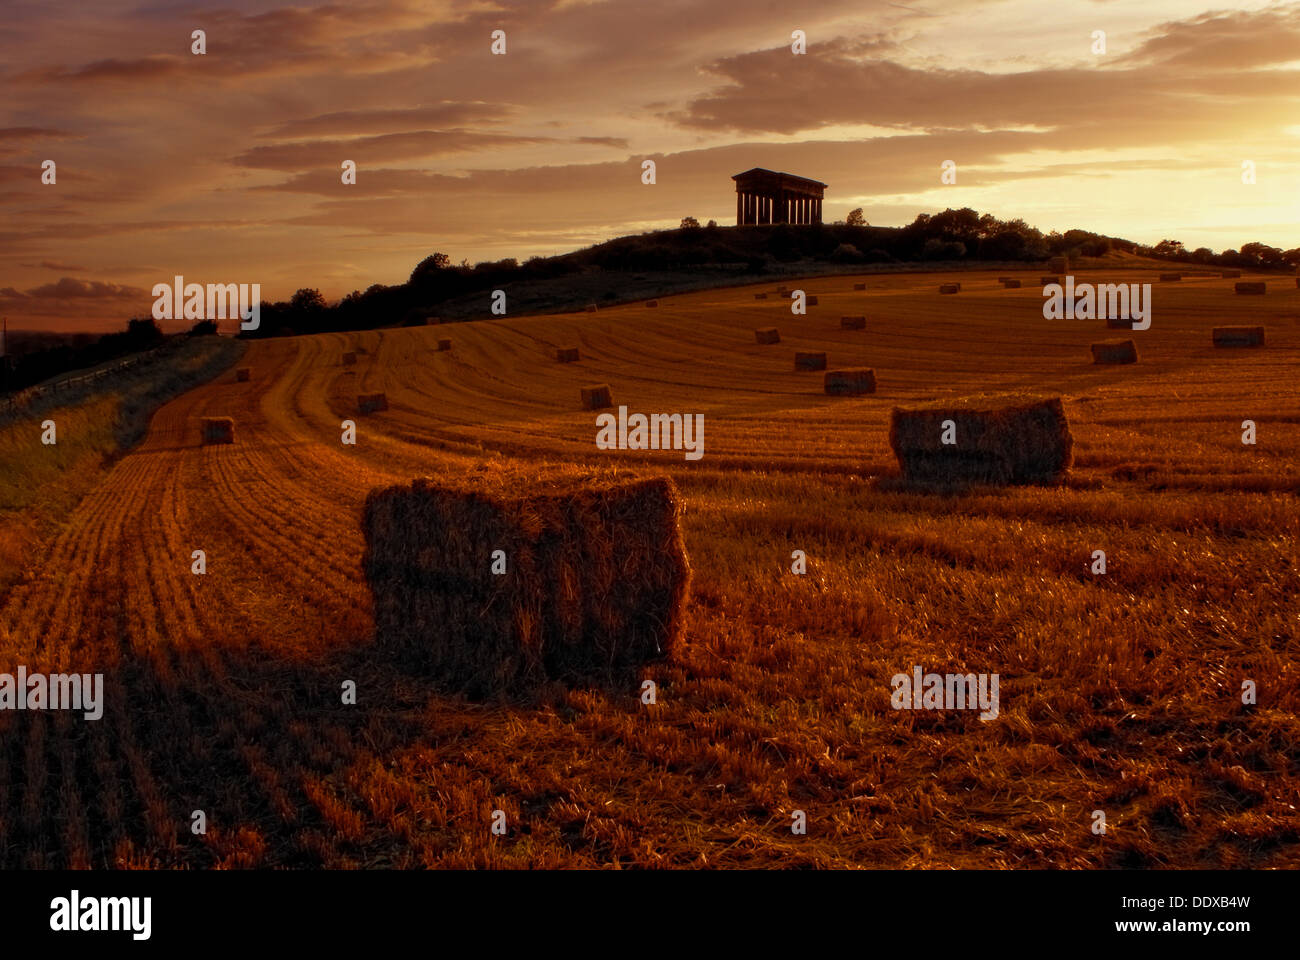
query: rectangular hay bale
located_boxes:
[754,327,780,344]
[581,383,613,409]
[1221,270,1241,278]
[805,295,819,306]
[1106,315,1136,329]
[889,394,1073,487]
[754,293,768,300]
[1002,279,1022,288]
[795,351,827,371]
[342,351,357,366]
[361,466,691,695]
[201,417,234,445]
[437,338,452,351]
[555,346,580,362]
[840,316,866,330]
[824,368,876,396]
[645,300,658,307]
[358,392,389,414]
[939,283,961,294]
[853,282,867,291]
[1235,282,1266,294]
[235,367,251,382]
[1091,339,1138,364]
[1212,326,1265,347]
[1040,276,1060,285]
[585,303,598,312]
[1160,273,1182,281]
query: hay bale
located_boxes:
[795,351,827,371]
[853,282,867,291]
[362,465,691,695]
[1106,315,1135,329]
[1160,273,1182,281]
[1048,256,1069,272]
[805,295,819,306]
[342,351,357,366]
[777,286,791,296]
[939,283,961,294]
[201,417,234,445]
[1091,339,1138,364]
[1235,282,1266,294]
[585,303,598,312]
[235,367,251,382]
[645,300,658,307]
[1039,276,1060,285]
[437,338,452,351]
[1221,270,1241,278]
[581,383,613,409]
[1002,279,1022,288]
[840,316,866,330]
[555,346,580,362]
[754,327,780,344]
[1213,326,1265,347]
[824,368,876,395]
[889,394,1073,487]
[754,293,768,300]
[358,392,389,414]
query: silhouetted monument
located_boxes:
[733,168,827,225]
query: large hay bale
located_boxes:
[1039,276,1060,285]
[1048,256,1069,272]
[645,300,658,307]
[853,282,867,291]
[824,368,876,395]
[1235,282,1266,294]
[581,383,613,409]
[235,367,251,382]
[1002,279,1022,288]
[342,351,357,366]
[362,465,691,695]
[201,417,234,445]
[840,315,866,330]
[1213,326,1265,347]
[1160,273,1182,281]
[754,327,780,344]
[437,338,452,351]
[795,351,827,371]
[754,293,768,300]
[1091,339,1138,364]
[555,346,580,362]
[939,283,961,294]
[358,392,389,414]
[1221,270,1241,278]
[889,395,1073,487]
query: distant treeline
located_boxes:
[236,208,1299,340]
[0,317,189,395]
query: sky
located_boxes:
[2,0,1299,331]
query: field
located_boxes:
[1,267,1297,869]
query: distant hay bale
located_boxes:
[555,346,580,362]
[939,283,961,294]
[1091,338,1138,364]
[645,300,658,307]
[824,368,876,396]
[805,295,819,306]
[889,394,1073,487]
[437,338,452,351]
[425,316,440,325]
[853,282,867,291]
[235,367,251,382]
[1235,282,1266,294]
[1039,276,1060,285]
[342,351,357,366]
[358,392,389,414]
[754,327,780,344]
[1221,270,1241,278]
[777,286,791,296]
[840,316,866,330]
[1160,273,1182,281]
[200,417,235,446]
[1048,256,1069,272]
[585,303,598,312]
[754,293,768,300]
[361,465,691,695]
[581,383,613,409]
[1002,279,1022,288]
[1213,326,1265,347]
[795,351,827,371]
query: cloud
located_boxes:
[232,130,555,170]
[13,277,149,301]
[19,261,87,271]
[261,102,513,139]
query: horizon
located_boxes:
[3,0,1300,332]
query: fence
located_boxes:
[0,348,161,417]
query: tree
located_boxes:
[680,216,700,229]
[846,208,866,227]
[289,288,327,313]
[189,319,218,336]
[410,253,451,283]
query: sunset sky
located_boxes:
[3,0,1299,331]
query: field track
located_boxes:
[1,268,1297,868]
